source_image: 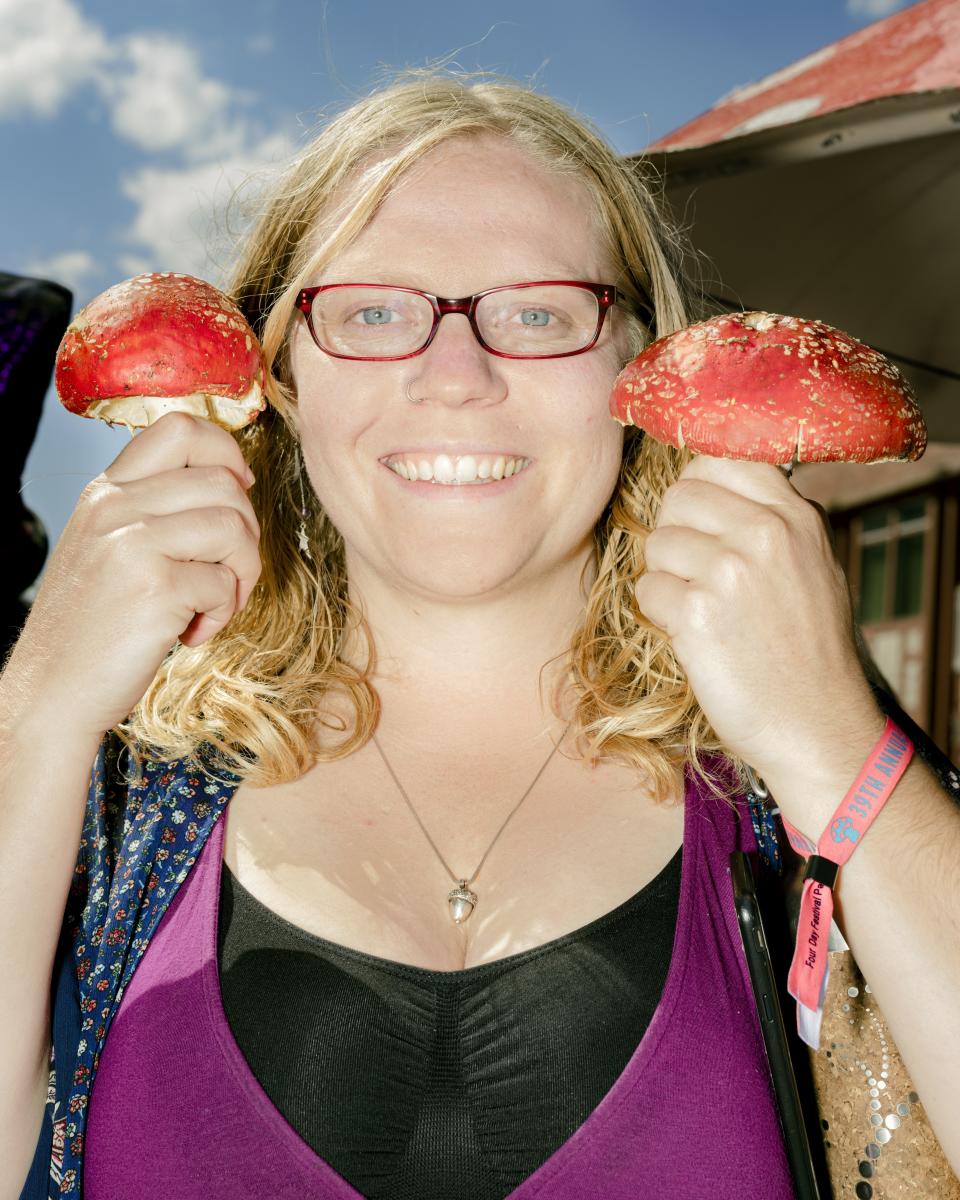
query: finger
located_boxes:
[172,559,243,644]
[659,476,774,536]
[174,560,263,647]
[634,570,688,638]
[679,453,797,503]
[122,465,261,542]
[146,508,262,607]
[644,525,723,582]
[103,411,254,490]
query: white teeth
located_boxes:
[455,455,478,483]
[433,454,455,483]
[385,453,529,484]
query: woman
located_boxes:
[5,70,960,1199]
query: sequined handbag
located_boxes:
[746,676,960,1198]
[779,862,960,1200]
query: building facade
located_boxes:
[794,444,960,762]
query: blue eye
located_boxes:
[519,309,551,326]
[360,307,396,325]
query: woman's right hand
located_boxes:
[10,411,262,741]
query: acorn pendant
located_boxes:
[447,880,478,924]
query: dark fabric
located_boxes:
[73,755,798,1198]
[0,272,72,482]
[216,849,681,1200]
[25,678,959,1198]
[0,271,72,661]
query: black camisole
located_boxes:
[216,848,681,1200]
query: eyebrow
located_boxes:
[318,270,605,291]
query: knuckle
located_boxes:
[78,475,119,524]
[141,553,177,600]
[154,410,200,440]
[79,471,107,501]
[208,464,242,496]
[753,508,789,552]
[718,549,750,591]
[103,519,147,570]
[215,561,237,588]
[218,506,247,538]
[683,586,714,632]
[659,477,699,520]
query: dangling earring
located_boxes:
[295,444,313,561]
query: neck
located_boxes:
[335,547,597,757]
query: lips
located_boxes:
[379,448,528,461]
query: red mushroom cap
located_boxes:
[54,272,266,431]
[610,311,926,465]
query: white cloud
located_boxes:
[105,34,249,160]
[846,0,909,17]
[1,1,295,287]
[118,133,295,283]
[24,249,98,292]
[0,0,110,119]
[0,4,254,163]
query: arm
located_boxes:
[0,704,103,1200]
[634,452,960,1175]
[758,692,960,1175]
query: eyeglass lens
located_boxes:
[309,285,601,358]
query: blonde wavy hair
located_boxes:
[116,67,748,808]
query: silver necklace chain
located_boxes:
[371,720,573,921]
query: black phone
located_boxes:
[730,850,831,1200]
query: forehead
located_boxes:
[320,136,611,290]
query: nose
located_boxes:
[404,311,508,406]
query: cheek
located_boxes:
[562,357,624,455]
[290,352,367,451]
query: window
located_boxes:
[855,496,929,623]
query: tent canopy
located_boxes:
[634,0,960,441]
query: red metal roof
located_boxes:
[650,0,960,151]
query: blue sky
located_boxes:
[1,0,913,565]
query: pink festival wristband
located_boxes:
[778,716,914,1050]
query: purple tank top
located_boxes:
[84,764,795,1198]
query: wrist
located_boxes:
[783,713,915,1047]
[755,702,889,839]
[0,680,107,757]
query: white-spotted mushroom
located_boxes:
[610,311,926,469]
[54,272,266,432]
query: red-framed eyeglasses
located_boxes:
[295,279,650,361]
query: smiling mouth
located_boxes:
[381,452,533,484]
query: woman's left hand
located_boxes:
[634,454,882,781]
